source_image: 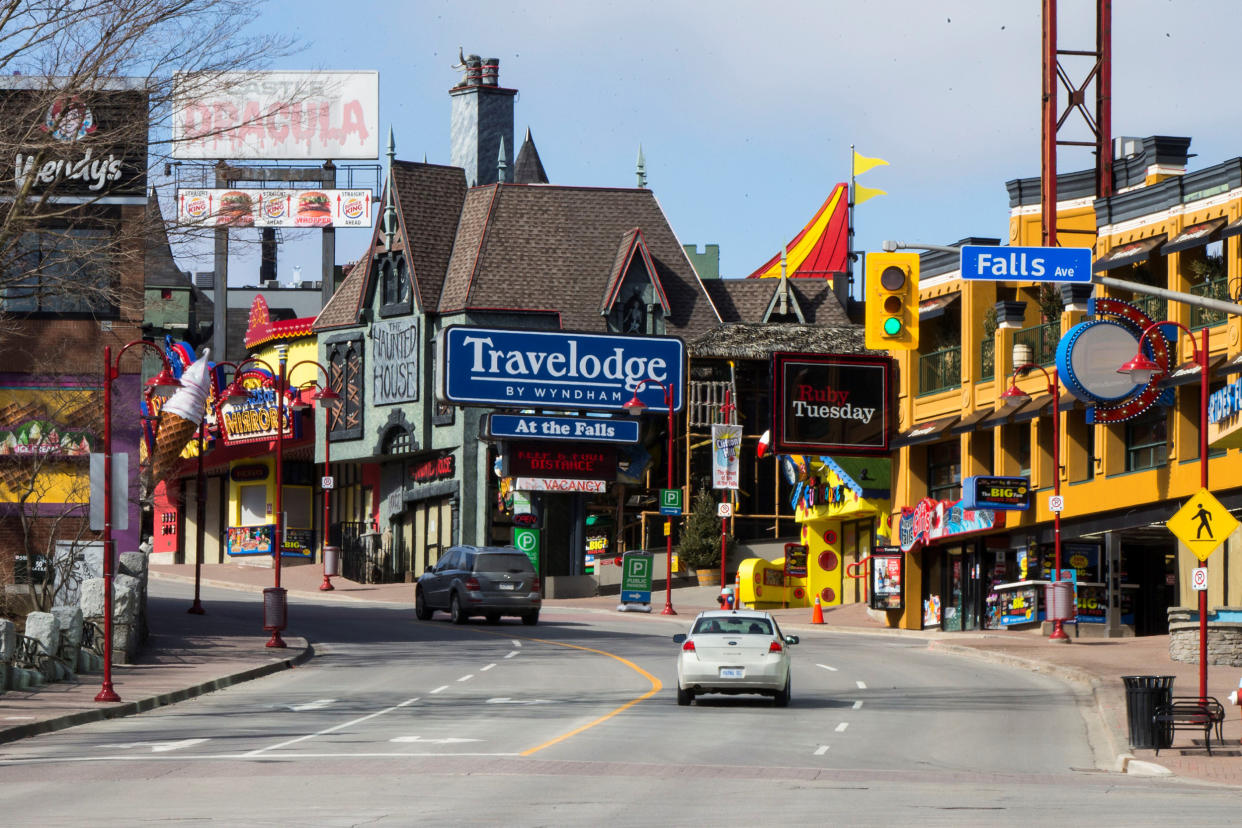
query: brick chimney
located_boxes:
[450,54,515,187]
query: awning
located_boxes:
[1162,218,1226,255]
[919,293,960,321]
[1159,354,1224,387]
[1009,392,1078,424]
[1221,352,1242,376]
[980,406,1012,430]
[1093,234,1167,272]
[1221,216,1242,240]
[950,408,992,433]
[891,415,959,448]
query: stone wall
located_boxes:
[1168,606,1242,666]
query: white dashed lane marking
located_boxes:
[481,663,496,671]
[504,651,519,659]
[814,745,829,756]
[853,700,863,710]
[430,685,449,694]
[457,675,473,682]
[835,722,849,733]
[816,664,838,672]
[856,681,867,690]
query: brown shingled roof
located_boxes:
[700,278,848,326]
[439,184,720,336]
[391,161,468,311]
[312,259,366,331]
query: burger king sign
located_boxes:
[174,188,373,228]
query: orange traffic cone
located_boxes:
[811,595,824,625]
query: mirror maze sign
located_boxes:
[771,353,892,456]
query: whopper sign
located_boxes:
[172,71,379,160]
[771,353,891,456]
[437,327,685,413]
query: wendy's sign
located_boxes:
[771,353,891,456]
[437,326,684,413]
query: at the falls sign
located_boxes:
[771,352,892,456]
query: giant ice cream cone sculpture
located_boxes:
[153,349,211,483]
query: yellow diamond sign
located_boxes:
[1166,488,1239,562]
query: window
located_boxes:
[3,228,115,315]
[377,252,410,316]
[382,426,413,455]
[927,441,961,502]
[326,335,363,440]
[1126,408,1168,471]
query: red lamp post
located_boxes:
[1119,322,1211,700]
[187,420,207,616]
[98,341,181,702]
[624,378,678,616]
[1000,362,1068,643]
[719,389,736,591]
[220,349,292,648]
[286,359,340,592]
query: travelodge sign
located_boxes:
[437,326,685,413]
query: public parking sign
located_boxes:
[660,488,683,516]
[960,245,1092,283]
[513,527,540,572]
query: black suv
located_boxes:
[415,545,541,625]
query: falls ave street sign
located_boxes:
[1166,488,1239,561]
[960,245,1092,283]
[437,326,685,413]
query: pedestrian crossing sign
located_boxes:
[1166,488,1239,561]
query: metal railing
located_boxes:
[980,338,994,381]
[918,347,962,395]
[1190,277,1230,329]
[1132,293,1168,322]
[1013,320,1060,366]
[333,522,402,584]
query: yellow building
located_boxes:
[887,136,1242,636]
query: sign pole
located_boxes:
[1199,327,1209,702]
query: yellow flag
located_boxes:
[854,183,886,205]
[853,150,889,177]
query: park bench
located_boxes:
[1153,696,1226,756]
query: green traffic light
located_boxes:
[883,317,903,336]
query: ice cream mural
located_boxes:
[152,349,212,483]
[0,394,97,457]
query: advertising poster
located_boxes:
[711,424,741,489]
[870,549,904,610]
[176,188,373,228]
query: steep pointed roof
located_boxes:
[701,278,849,326]
[391,160,469,311]
[746,183,849,280]
[514,128,549,184]
[599,228,670,315]
[312,260,367,331]
[440,183,720,334]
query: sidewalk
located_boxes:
[0,562,1236,788]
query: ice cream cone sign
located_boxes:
[153,349,211,483]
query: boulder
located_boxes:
[52,606,83,661]
[112,574,140,623]
[24,611,59,655]
[80,577,106,620]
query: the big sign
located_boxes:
[771,353,891,455]
[437,327,685,413]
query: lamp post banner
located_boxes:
[437,326,685,413]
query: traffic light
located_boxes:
[865,251,919,350]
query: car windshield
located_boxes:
[692,617,772,636]
[476,553,533,575]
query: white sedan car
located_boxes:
[672,610,798,707]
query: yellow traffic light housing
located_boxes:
[865,252,919,350]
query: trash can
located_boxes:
[1122,675,1175,749]
[1046,581,1075,621]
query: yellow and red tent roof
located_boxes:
[745,182,848,281]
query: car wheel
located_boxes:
[521,610,539,626]
[415,589,433,621]
[485,612,501,624]
[677,685,694,706]
[774,674,791,707]
[450,593,468,625]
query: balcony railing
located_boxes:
[1013,320,1060,367]
[980,338,994,381]
[919,347,962,395]
[1132,293,1167,322]
[1190,277,1229,329]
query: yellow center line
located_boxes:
[470,628,663,757]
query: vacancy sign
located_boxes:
[1166,488,1239,561]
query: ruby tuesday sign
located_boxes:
[771,352,891,456]
[437,327,685,413]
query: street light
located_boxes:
[219,347,292,648]
[287,359,340,592]
[624,378,678,616]
[98,341,181,702]
[1119,322,1211,700]
[1000,361,1069,643]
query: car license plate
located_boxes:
[719,667,744,679]
[497,583,516,591]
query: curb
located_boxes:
[149,571,411,606]
[0,640,314,746]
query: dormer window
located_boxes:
[378,252,411,317]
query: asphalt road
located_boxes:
[1,581,1239,827]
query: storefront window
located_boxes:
[926,441,961,502]
[1125,408,1168,471]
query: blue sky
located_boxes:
[191,0,1241,291]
